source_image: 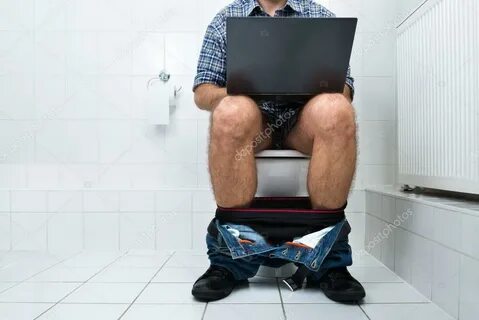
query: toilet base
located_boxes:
[256,263,297,278]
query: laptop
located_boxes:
[226,17,357,103]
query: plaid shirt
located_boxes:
[193,0,355,112]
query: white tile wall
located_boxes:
[366,189,479,320]
[192,212,214,251]
[156,190,192,213]
[358,121,396,165]
[47,191,83,213]
[461,214,479,260]
[119,212,155,250]
[0,165,28,188]
[459,256,479,320]
[0,191,10,212]
[0,214,11,250]
[11,213,49,251]
[84,213,119,251]
[432,243,460,318]
[119,191,155,212]
[0,75,35,119]
[11,191,47,212]
[155,213,192,250]
[83,191,119,213]
[47,213,83,253]
[347,212,366,252]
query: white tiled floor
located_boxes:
[0,251,454,320]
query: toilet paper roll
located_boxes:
[145,81,170,125]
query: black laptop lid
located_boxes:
[226,17,357,99]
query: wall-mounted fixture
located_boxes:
[143,39,182,125]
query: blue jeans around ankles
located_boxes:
[206,219,353,281]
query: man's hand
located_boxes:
[194,84,227,111]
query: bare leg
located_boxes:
[284,93,357,209]
[209,96,272,208]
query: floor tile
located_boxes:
[28,267,100,282]
[151,267,204,283]
[0,251,455,320]
[0,270,29,282]
[351,252,383,267]
[362,303,454,320]
[1,252,67,269]
[38,303,128,320]
[174,250,207,256]
[125,249,174,256]
[0,282,79,303]
[210,283,281,304]
[60,252,123,268]
[204,304,284,320]
[165,254,209,268]
[362,283,429,303]
[285,304,369,320]
[112,254,169,268]
[122,304,205,320]
[62,283,145,304]
[280,285,333,304]
[0,283,18,293]
[349,266,403,283]
[90,266,158,283]
[0,263,56,282]
[136,283,203,304]
[0,302,53,320]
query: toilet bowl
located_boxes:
[256,150,310,197]
[255,149,310,278]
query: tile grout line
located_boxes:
[200,303,208,320]
[116,251,176,319]
[358,303,372,320]
[32,251,129,320]
[276,278,288,320]
[0,251,82,295]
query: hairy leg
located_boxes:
[209,96,272,208]
[284,94,357,209]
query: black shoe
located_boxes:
[308,267,365,303]
[191,265,242,302]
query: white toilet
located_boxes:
[256,149,310,197]
[255,149,310,278]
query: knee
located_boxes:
[211,96,261,143]
[306,94,356,141]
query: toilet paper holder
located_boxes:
[158,70,170,82]
[147,70,182,97]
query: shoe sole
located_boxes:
[323,290,366,303]
[192,286,234,302]
[191,280,247,302]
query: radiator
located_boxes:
[397,0,479,194]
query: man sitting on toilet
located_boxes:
[191,0,365,302]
